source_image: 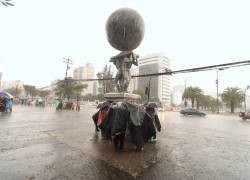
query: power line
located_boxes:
[68,59,250,82]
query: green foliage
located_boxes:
[221,87,244,113]
[182,86,203,108]
[82,93,104,101]
[133,89,148,103]
[24,85,38,99]
[38,90,50,99]
[54,79,87,99]
[200,95,218,112]
[4,87,21,97]
[96,65,115,93]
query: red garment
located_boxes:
[97,110,104,126]
[97,108,108,126]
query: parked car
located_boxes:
[180,108,206,116]
[157,107,165,112]
[239,110,250,120]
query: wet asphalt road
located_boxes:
[0,105,250,180]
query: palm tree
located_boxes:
[182,86,203,108]
[54,79,88,100]
[200,95,217,112]
[221,87,244,113]
[195,91,204,110]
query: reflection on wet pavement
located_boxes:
[1,105,250,180]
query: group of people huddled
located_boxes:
[56,98,80,111]
[0,97,13,113]
[92,101,161,152]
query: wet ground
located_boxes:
[1,105,250,180]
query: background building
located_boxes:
[127,67,138,93]
[138,53,171,106]
[171,85,185,106]
[73,63,96,96]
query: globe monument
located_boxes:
[104,8,145,102]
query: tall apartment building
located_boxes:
[73,63,97,95]
[171,85,185,106]
[127,67,138,93]
[138,53,171,106]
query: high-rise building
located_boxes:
[138,53,171,106]
[128,67,138,93]
[73,63,94,79]
[73,63,95,96]
[171,85,185,106]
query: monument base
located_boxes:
[104,92,141,104]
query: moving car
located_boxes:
[180,108,206,116]
[239,110,250,120]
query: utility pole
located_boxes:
[216,68,227,114]
[145,77,151,103]
[244,85,250,112]
[62,58,74,100]
[147,77,151,102]
[216,70,219,114]
[63,57,74,79]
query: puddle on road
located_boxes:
[49,128,173,177]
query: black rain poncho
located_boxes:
[92,101,160,147]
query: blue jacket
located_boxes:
[6,99,13,110]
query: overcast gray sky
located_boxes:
[0,0,250,94]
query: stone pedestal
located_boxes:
[104,92,141,104]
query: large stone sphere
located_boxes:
[106,8,145,51]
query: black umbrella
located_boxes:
[97,101,112,109]
[146,102,158,108]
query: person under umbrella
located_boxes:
[145,102,161,142]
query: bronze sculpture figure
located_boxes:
[106,8,145,92]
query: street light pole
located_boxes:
[244,85,250,112]
[216,70,219,114]
[147,77,151,102]
[184,79,187,107]
[216,68,227,114]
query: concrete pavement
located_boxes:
[1,105,250,180]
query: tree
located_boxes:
[221,87,244,113]
[4,87,21,97]
[195,89,205,110]
[97,65,115,94]
[38,90,50,99]
[24,85,38,100]
[182,86,203,108]
[133,89,148,103]
[200,95,218,112]
[82,93,95,101]
[54,79,87,100]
